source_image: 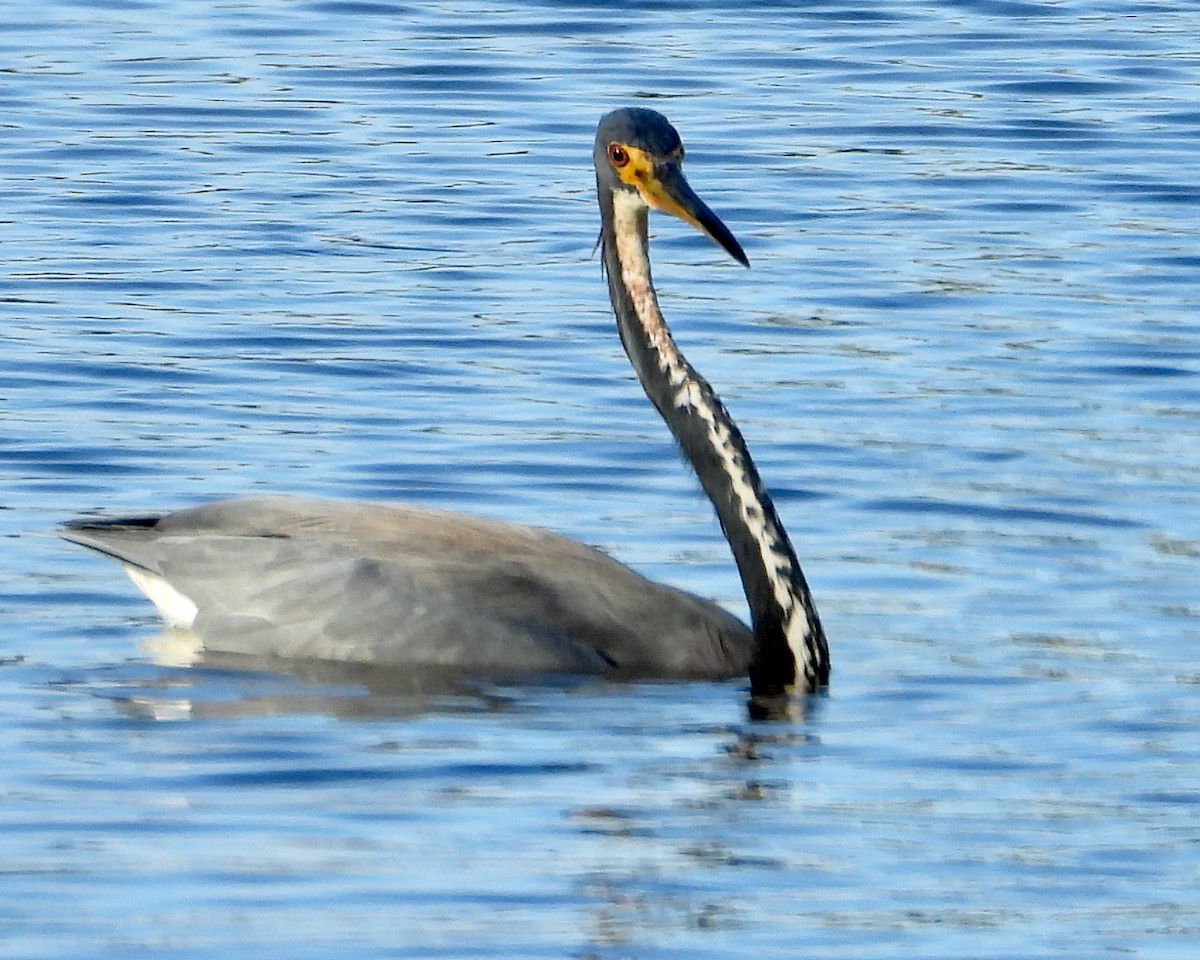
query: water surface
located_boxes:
[2,2,1198,957]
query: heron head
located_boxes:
[594,107,749,267]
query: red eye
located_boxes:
[607,143,629,167]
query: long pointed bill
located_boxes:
[640,161,750,267]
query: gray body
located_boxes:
[64,496,754,677]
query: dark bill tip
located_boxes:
[654,162,750,267]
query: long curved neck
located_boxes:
[600,188,828,694]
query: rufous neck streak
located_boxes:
[604,188,828,694]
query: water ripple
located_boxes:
[3,1,1199,957]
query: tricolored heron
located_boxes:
[63,108,830,699]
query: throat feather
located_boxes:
[608,190,814,682]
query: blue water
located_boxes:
[3,1,1198,957]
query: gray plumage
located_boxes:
[64,496,753,676]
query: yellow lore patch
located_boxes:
[610,145,703,233]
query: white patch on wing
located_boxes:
[125,565,199,629]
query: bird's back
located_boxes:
[64,496,754,678]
